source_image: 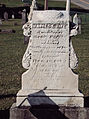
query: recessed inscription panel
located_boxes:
[30,11,69,78]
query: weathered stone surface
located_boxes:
[78,17,82,34]
[73,14,81,35]
[4,12,8,21]
[17,10,83,107]
[0,19,2,25]
[10,106,89,119]
[10,107,37,119]
[22,9,27,25]
[73,14,78,26]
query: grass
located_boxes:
[0,19,26,109]
[0,13,89,109]
[0,0,81,9]
[0,0,24,7]
[72,15,89,96]
[42,0,81,9]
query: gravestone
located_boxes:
[73,14,81,34]
[16,0,84,107]
[22,9,29,44]
[78,17,82,34]
[12,14,15,19]
[4,12,8,21]
[0,19,2,25]
[22,9,27,25]
[73,14,78,26]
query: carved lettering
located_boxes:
[31,20,69,72]
[32,22,68,29]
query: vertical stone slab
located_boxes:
[78,17,82,34]
[10,107,37,119]
[22,9,27,25]
[10,107,89,119]
[0,19,2,25]
[4,12,8,21]
[17,10,83,107]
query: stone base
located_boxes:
[10,105,89,119]
[16,67,84,107]
[16,89,84,107]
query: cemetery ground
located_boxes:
[0,0,24,7]
[0,0,80,9]
[0,19,26,110]
[0,14,89,110]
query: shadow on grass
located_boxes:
[0,94,16,99]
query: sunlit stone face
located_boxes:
[28,11,69,80]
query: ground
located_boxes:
[0,0,81,9]
[0,19,26,109]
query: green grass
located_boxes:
[47,1,80,9]
[72,13,89,96]
[0,20,26,94]
[37,0,81,8]
[0,13,89,109]
[37,0,81,9]
[73,45,89,96]
[0,0,81,8]
[0,19,26,109]
[0,0,24,7]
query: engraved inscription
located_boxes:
[32,22,68,29]
[31,21,69,76]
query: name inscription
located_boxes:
[32,22,68,29]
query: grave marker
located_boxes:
[16,0,84,107]
[22,9,27,25]
[0,19,2,25]
[4,12,8,21]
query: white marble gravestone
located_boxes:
[16,0,83,107]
